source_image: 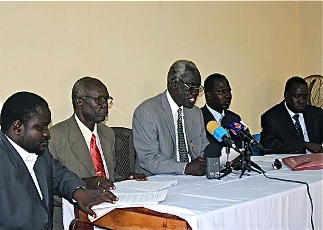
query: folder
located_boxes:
[282,153,323,170]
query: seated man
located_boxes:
[260,76,323,154]
[0,91,117,229]
[132,60,209,176]
[49,76,146,230]
[201,73,242,150]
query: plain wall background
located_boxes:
[0,1,322,133]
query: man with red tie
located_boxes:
[49,77,146,230]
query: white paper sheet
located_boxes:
[115,179,177,191]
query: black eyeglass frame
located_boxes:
[79,95,113,105]
[175,77,204,93]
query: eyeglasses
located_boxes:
[175,77,204,93]
[79,95,113,105]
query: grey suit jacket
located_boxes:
[0,131,85,230]
[132,91,209,176]
[49,115,115,230]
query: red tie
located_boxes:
[90,134,106,178]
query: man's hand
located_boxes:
[184,157,206,176]
[126,173,148,181]
[72,188,118,218]
[304,143,323,153]
[82,176,115,190]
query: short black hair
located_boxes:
[1,92,48,132]
[284,76,308,93]
[203,73,229,93]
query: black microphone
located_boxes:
[204,144,222,179]
[226,119,264,151]
[206,121,242,154]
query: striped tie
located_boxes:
[90,134,107,178]
[292,114,304,141]
[177,108,189,163]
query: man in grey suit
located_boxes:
[0,91,117,230]
[49,77,117,230]
[132,60,209,176]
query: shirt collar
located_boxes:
[5,135,38,164]
[74,114,98,141]
[284,101,304,120]
[166,90,183,116]
[206,104,225,123]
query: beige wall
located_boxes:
[0,1,322,133]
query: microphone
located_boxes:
[206,121,242,154]
[204,144,222,179]
[227,119,264,151]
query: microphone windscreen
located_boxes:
[204,143,222,158]
[228,119,245,136]
[206,121,220,135]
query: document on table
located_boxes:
[89,189,168,222]
[115,179,177,191]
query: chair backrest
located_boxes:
[304,75,323,108]
[111,127,135,181]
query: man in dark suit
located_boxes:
[0,92,117,230]
[201,73,242,149]
[260,76,323,154]
[49,76,146,229]
[132,60,209,176]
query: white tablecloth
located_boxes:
[65,154,323,230]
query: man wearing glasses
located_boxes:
[48,76,117,229]
[132,60,209,176]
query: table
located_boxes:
[72,155,323,230]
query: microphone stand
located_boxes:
[239,142,263,178]
[218,147,232,180]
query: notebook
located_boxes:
[282,153,323,170]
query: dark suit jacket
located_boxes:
[201,105,242,149]
[132,91,209,176]
[49,115,116,230]
[0,131,85,230]
[260,101,323,154]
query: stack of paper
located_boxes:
[89,180,177,221]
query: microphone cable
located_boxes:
[261,171,314,230]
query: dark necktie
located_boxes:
[90,134,107,178]
[292,114,304,141]
[177,108,189,163]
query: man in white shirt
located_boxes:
[260,76,323,154]
[0,91,117,230]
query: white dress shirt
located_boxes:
[6,135,43,199]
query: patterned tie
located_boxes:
[177,108,189,163]
[292,114,304,141]
[90,134,107,178]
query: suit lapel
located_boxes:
[34,153,51,212]
[303,107,314,141]
[68,117,96,175]
[279,102,300,139]
[97,125,113,179]
[161,92,176,146]
[1,134,44,204]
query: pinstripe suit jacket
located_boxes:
[49,115,115,230]
[132,91,209,176]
